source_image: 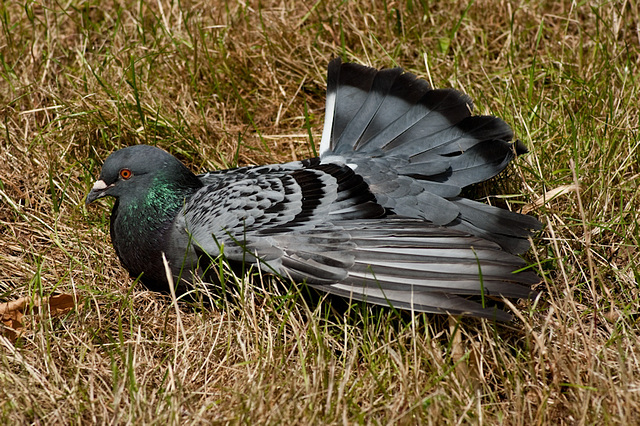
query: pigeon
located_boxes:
[86,58,542,321]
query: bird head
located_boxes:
[85,145,200,206]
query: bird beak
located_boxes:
[85,179,113,206]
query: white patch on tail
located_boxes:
[319,91,336,156]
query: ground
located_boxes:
[1,0,639,423]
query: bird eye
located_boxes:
[119,168,133,180]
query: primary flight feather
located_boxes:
[86,58,542,320]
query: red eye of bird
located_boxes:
[119,168,133,180]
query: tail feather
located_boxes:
[338,67,405,149]
[360,89,474,154]
[320,61,379,155]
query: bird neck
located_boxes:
[111,173,202,290]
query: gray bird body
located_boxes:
[87,58,542,320]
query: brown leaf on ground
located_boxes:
[47,294,76,316]
[0,297,29,341]
[0,297,30,315]
[0,294,76,341]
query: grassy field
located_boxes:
[1,0,639,423]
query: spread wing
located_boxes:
[271,219,537,321]
[171,164,535,320]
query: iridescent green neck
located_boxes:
[110,171,200,288]
[120,174,191,234]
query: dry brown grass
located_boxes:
[1,0,639,423]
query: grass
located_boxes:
[1,0,639,423]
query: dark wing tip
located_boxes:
[514,139,529,155]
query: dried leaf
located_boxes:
[0,294,76,342]
[48,294,75,316]
[0,297,30,315]
[1,297,28,340]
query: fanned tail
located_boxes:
[319,58,541,253]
